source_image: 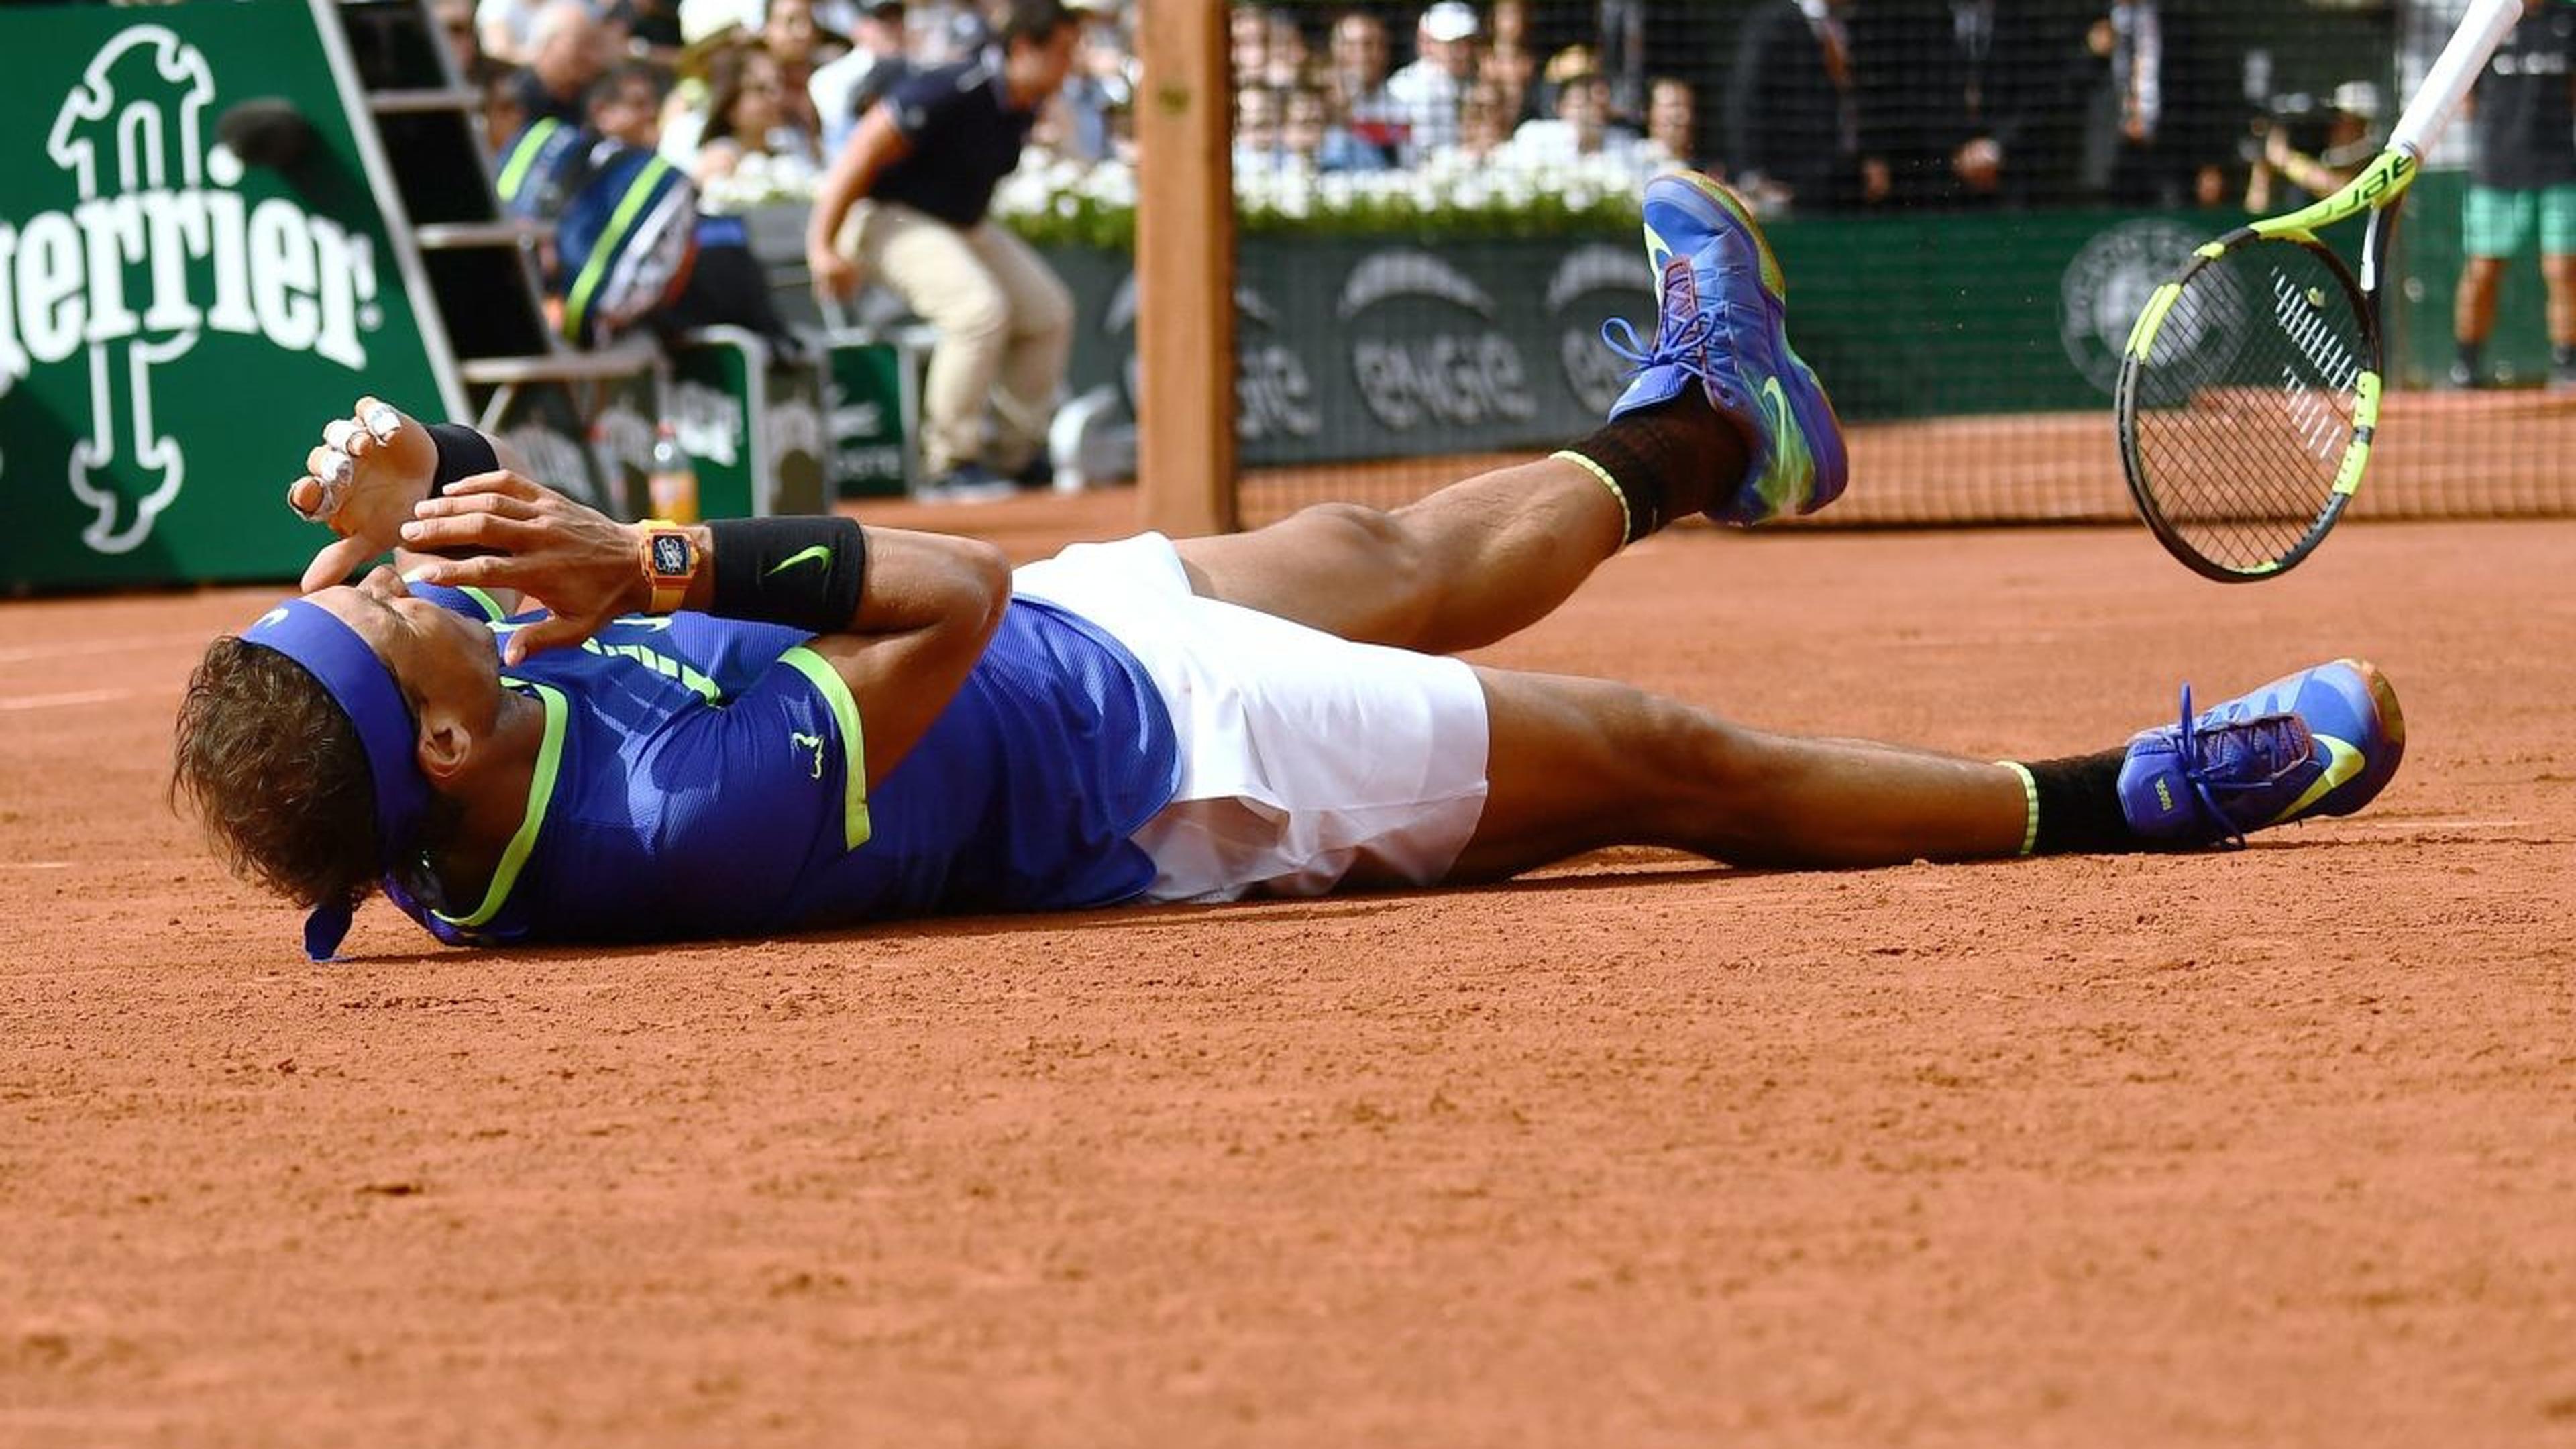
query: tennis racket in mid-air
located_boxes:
[2115,0,2525,582]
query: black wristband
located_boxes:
[425,422,499,495]
[708,517,868,632]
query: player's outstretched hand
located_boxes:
[400,471,649,665]
[289,397,440,594]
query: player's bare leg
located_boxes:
[1173,401,1750,656]
[1446,670,2033,881]
[1446,653,2406,880]
[1175,171,1846,658]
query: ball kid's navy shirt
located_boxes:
[871,50,1038,227]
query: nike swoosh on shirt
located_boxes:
[2267,733,2366,824]
[767,546,833,576]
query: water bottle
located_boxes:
[646,420,698,524]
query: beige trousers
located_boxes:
[839,200,1074,476]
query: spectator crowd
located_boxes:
[435,0,2562,457]
[438,0,2400,227]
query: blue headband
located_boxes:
[240,598,434,962]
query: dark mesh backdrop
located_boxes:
[1221,0,2574,527]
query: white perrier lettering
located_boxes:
[0,22,380,398]
[0,189,379,392]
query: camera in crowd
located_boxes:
[2243,79,2383,172]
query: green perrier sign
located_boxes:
[0,0,457,591]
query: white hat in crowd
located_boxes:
[1421,1,1480,44]
[680,0,763,44]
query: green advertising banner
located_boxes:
[824,338,912,498]
[669,332,758,519]
[0,0,458,592]
[668,327,830,518]
[1040,209,2254,468]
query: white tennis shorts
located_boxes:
[1012,533,1492,903]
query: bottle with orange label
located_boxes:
[645,420,699,524]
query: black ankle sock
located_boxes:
[2456,339,2485,373]
[2017,749,2135,855]
[1561,389,1747,544]
[2555,343,2576,371]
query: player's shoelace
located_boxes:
[1601,307,1723,390]
[2167,682,2314,849]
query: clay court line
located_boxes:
[0,688,136,712]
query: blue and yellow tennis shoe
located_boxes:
[2116,658,2405,847]
[1604,170,1849,524]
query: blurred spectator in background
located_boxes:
[1641,74,1703,172]
[1729,0,1868,213]
[1504,45,1642,171]
[435,0,484,78]
[1232,4,1268,83]
[1240,83,1387,175]
[2242,79,2376,214]
[806,0,1083,493]
[810,0,911,158]
[692,39,822,188]
[2079,0,2226,209]
[1856,0,2053,209]
[480,65,529,152]
[1055,9,1136,162]
[515,0,614,128]
[1387,1,1479,160]
[1287,84,1386,172]
[586,59,669,149]
[609,0,686,64]
[1481,0,1538,123]
[1234,82,1284,171]
[1327,9,1406,167]
[1434,76,1513,166]
[1258,7,1313,89]
[909,0,988,64]
[478,0,553,67]
[760,0,833,144]
[2452,0,2576,390]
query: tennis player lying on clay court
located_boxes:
[172,172,2405,958]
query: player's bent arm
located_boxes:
[400,478,1010,786]
[291,400,526,614]
[792,532,1010,788]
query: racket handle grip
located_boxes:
[2389,0,2523,159]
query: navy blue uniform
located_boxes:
[871,52,1038,227]
[387,586,1181,945]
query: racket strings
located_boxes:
[2125,242,2372,573]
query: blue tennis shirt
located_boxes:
[386,585,1180,945]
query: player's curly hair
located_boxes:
[170,637,384,916]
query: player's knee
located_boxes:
[1316,501,1434,596]
[1281,501,1440,645]
[1668,712,1796,849]
[1295,501,1423,576]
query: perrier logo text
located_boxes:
[0,25,384,554]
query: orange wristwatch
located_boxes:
[640,520,698,614]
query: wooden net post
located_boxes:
[1132,0,1238,536]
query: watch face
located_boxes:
[652,534,690,575]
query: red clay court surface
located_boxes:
[3,501,2573,1447]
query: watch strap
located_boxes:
[640,520,696,614]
